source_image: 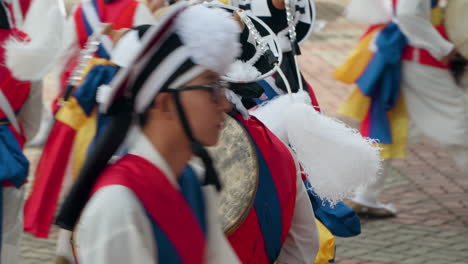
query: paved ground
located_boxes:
[19,0,468,263]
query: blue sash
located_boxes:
[147,166,207,263]
[237,119,283,263]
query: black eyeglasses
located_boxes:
[175,81,230,104]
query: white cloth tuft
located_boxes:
[250,90,311,143]
[345,0,393,25]
[251,90,382,204]
[175,5,242,75]
[286,103,382,204]
[4,2,64,81]
[225,60,261,81]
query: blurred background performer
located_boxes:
[0,0,63,262]
[335,0,468,217]
[22,1,156,264]
[27,0,157,147]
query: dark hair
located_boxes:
[56,98,133,230]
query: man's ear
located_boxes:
[154,92,176,119]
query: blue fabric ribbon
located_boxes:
[236,119,283,263]
[73,65,118,116]
[304,180,361,238]
[356,23,407,144]
[179,166,207,234]
[147,165,207,263]
[0,125,29,187]
[72,64,118,155]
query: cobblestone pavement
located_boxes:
[19,0,468,263]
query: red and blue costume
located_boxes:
[92,155,208,264]
[227,114,297,263]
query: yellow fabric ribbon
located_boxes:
[55,97,87,130]
[431,7,444,26]
[314,219,336,264]
[57,58,115,179]
[335,26,409,159]
[334,26,385,84]
[71,110,97,180]
[274,219,336,264]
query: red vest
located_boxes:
[91,155,207,264]
[227,116,297,263]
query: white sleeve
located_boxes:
[396,0,453,60]
[133,3,156,26]
[17,81,43,142]
[76,186,157,264]
[203,186,242,264]
[277,158,319,264]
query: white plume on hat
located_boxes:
[175,4,242,75]
[251,90,382,204]
[4,0,65,81]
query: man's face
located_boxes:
[177,71,233,146]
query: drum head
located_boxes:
[445,0,468,59]
[207,114,259,234]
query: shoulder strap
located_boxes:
[0,89,20,132]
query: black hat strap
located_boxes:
[172,91,222,191]
[0,1,12,29]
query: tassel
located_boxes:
[286,102,382,205]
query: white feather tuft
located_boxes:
[225,60,261,82]
[251,90,382,204]
[4,2,65,81]
[175,5,242,75]
[286,103,382,205]
[345,0,393,25]
[250,90,311,143]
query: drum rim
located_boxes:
[211,114,260,234]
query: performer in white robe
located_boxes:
[344,0,468,217]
